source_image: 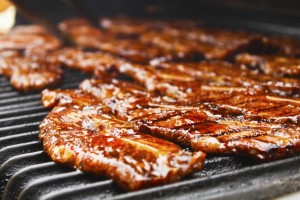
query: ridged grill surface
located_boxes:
[1,22,300,199]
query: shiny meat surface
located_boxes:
[0,25,61,51]
[112,61,300,98]
[60,19,203,63]
[39,89,205,191]
[0,50,62,92]
[100,17,264,60]
[54,48,124,73]
[79,79,300,160]
[140,29,262,60]
[61,18,262,63]
[100,16,198,35]
[235,53,300,77]
[0,25,63,92]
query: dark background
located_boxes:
[16,0,300,25]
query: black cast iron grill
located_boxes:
[1,19,300,200]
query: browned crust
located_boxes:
[79,78,300,161]
[39,89,206,191]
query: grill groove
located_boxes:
[0,122,40,137]
[2,162,72,200]
[0,101,42,112]
[0,151,50,197]
[0,131,38,149]
[0,105,45,118]
[19,171,108,200]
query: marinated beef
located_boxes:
[54,48,125,73]
[100,16,198,35]
[39,89,205,191]
[79,78,300,160]
[111,61,300,98]
[0,25,61,52]
[0,50,62,92]
[61,18,263,63]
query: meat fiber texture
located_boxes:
[79,78,300,161]
[39,89,205,191]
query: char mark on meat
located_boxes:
[79,78,300,160]
[112,61,300,98]
[39,89,205,191]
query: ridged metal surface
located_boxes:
[1,22,300,199]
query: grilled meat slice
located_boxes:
[0,25,63,92]
[54,48,124,73]
[0,25,61,52]
[100,16,198,35]
[58,18,105,49]
[39,89,205,191]
[141,29,262,61]
[80,79,300,125]
[96,39,203,64]
[113,61,300,98]
[75,46,300,100]
[236,53,300,78]
[0,51,62,92]
[61,18,262,63]
[100,16,263,60]
[60,19,203,64]
[79,78,300,160]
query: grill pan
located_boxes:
[1,5,300,200]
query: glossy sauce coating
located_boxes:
[61,18,264,63]
[79,78,300,160]
[40,89,205,191]
[0,50,62,92]
[0,25,61,51]
[114,61,300,98]
[0,25,62,92]
[54,48,125,73]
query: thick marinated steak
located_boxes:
[79,78,300,160]
[39,89,205,191]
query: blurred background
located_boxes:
[11,0,300,24]
[0,0,300,33]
